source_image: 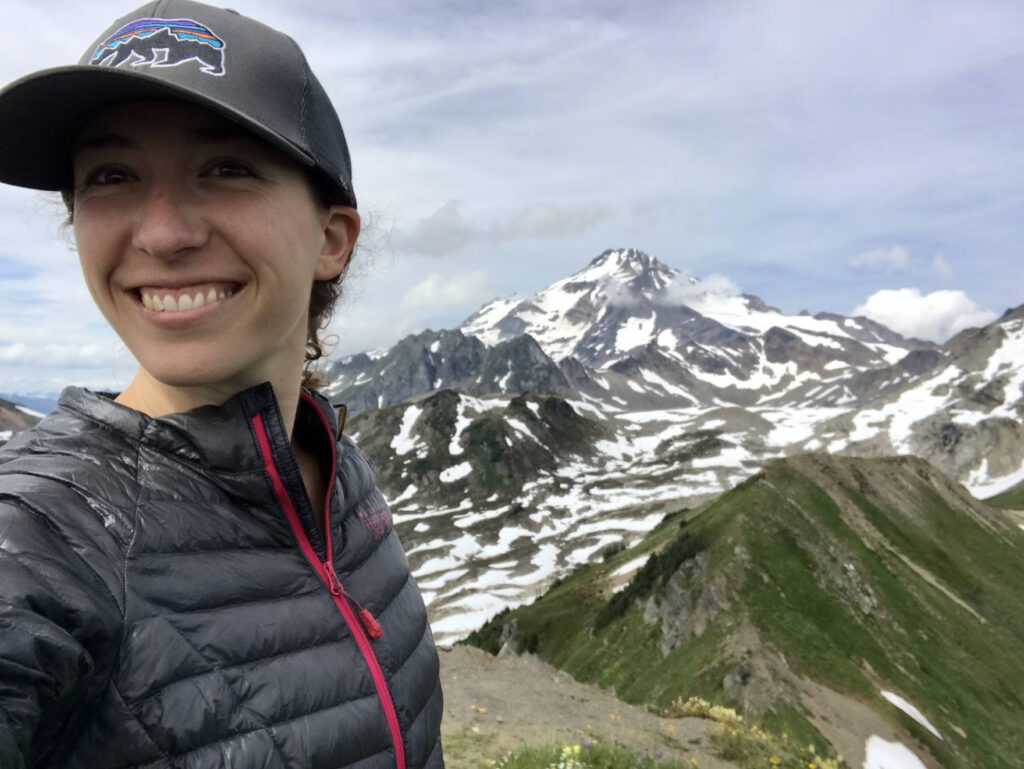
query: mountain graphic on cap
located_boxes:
[91,18,226,76]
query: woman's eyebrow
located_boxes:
[73,133,134,153]
[193,125,261,145]
[73,125,258,153]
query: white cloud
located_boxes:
[0,341,112,366]
[488,202,609,241]
[932,253,953,279]
[662,271,741,305]
[397,201,477,258]
[851,245,911,273]
[853,288,997,342]
[400,270,491,312]
[397,200,609,257]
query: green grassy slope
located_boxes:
[465,454,1024,769]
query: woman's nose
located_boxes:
[131,182,208,258]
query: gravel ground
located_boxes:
[438,644,740,769]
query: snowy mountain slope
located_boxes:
[819,308,1024,498]
[325,249,1024,643]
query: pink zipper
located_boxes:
[253,407,406,769]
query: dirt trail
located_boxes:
[438,645,739,768]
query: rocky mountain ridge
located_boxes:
[465,452,1024,769]
[332,249,1023,643]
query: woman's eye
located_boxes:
[208,160,257,178]
[82,166,132,186]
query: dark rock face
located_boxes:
[557,356,595,390]
[327,330,575,414]
[476,336,572,396]
[896,349,944,377]
[326,329,486,413]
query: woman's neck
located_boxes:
[115,368,302,437]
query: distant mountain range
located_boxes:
[321,248,1024,642]
[327,248,938,414]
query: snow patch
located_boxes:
[968,458,1024,499]
[615,313,656,352]
[440,462,473,483]
[880,691,943,740]
[611,553,649,577]
[862,736,928,769]
[448,396,474,455]
[389,484,418,506]
[391,405,423,456]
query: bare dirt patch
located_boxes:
[439,644,739,768]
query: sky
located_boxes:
[1,0,1023,395]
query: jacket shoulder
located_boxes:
[0,407,140,576]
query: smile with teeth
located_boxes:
[139,284,238,312]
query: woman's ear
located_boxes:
[316,206,361,280]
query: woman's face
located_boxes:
[71,100,356,398]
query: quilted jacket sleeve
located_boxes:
[0,498,124,768]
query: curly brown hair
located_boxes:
[61,168,354,391]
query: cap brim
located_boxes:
[0,65,316,191]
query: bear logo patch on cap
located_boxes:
[90,18,226,76]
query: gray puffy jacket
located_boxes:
[0,385,444,768]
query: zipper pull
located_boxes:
[324,559,384,640]
[359,608,384,640]
[323,560,343,596]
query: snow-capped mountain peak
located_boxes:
[462,248,687,360]
[572,248,677,294]
[461,248,921,387]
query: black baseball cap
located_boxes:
[0,0,356,207]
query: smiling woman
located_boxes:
[69,101,356,415]
[0,2,443,768]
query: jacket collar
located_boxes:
[57,383,338,474]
